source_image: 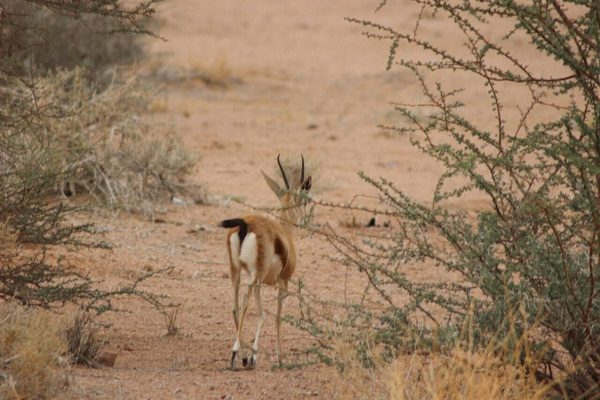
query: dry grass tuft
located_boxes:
[332,311,563,400]
[146,55,242,89]
[189,55,237,88]
[387,314,563,400]
[163,305,180,336]
[333,339,389,400]
[389,348,553,400]
[0,307,68,400]
[64,311,105,367]
[334,339,556,400]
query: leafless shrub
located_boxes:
[45,68,199,213]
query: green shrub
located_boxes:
[298,1,600,397]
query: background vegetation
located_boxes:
[1,1,192,395]
[0,0,195,308]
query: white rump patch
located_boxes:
[229,233,241,269]
[239,232,258,277]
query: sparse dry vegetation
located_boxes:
[0,1,193,397]
[18,67,199,214]
[2,58,199,222]
[0,0,197,310]
[0,307,68,400]
[162,305,180,336]
[64,310,105,367]
[321,305,566,400]
[388,348,551,400]
[387,312,555,400]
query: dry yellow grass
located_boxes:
[334,341,556,400]
[65,310,104,366]
[386,310,565,400]
[188,54,237,88]
[332,337,388,400]
[388,347,554,400]
[0,307,68,400]
[333,310,564,400]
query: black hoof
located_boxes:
[242,357,248,367]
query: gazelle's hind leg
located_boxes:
[230,280,254,370]
[248,283,265,368]
[231,269,240,331]
[228,232,242,332]
[275,280,289,365]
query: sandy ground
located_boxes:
[62,1,564,399]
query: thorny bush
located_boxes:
[293,1,600,398]
[0,0,189,311]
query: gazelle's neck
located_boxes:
[279,195,301,236]
[279,207,297,236]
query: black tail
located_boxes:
[219,218,248,242]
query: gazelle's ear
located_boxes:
[301,176,312,192]
[261,170,284,198]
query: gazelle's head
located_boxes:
[261,154,312,224]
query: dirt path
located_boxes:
[64,1,552,399]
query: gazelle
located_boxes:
[220,155,312,370]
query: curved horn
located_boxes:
[300,154,305,183]
[277,154,290,190]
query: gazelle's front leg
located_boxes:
[231,281,254,370]
[275,280,288,365]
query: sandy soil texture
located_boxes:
[63,1,563,399]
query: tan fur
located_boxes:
[225,214,296,286]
